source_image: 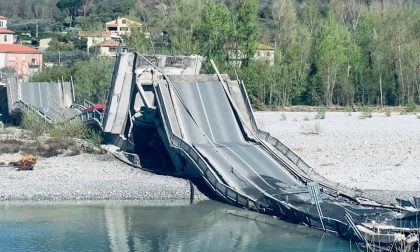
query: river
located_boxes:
[0,200,355,251]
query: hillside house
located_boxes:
[254,44,275,66]
[105,17,142,36]
[78,31,112,53]
[0,16,7,29]
[0,16,42,79]
[0,17,13,45]
[228,43,275,66]
[95,39,121,57]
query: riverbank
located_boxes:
[255,111,420,203]
[1,111,418,204]
[0,153,205,201]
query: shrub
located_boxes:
[345,105,352,116]
[406,98,417,112]
[280,113,287,121]
[360,106,373,119]
[38,137,78,157]
[314,120,321,135]
[21,110,50,140]
[49,120,89,139]
[0,137,25,153]
[50,119,102,145]
[315,107,326,119]
[21,111,102,150]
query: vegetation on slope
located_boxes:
[2,0,418,108]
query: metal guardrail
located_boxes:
[82,99,95,108]
[255,129,360,198]
[9,100,53,124]
[71,100,103,128]
[233,80,360,198]
[171,135,252,208]
[77,110,103,127]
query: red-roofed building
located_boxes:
[0,16,42,79]
[95,39,121,57]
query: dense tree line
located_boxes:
[4,0,418,107]
[128,0,420,107]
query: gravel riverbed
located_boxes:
[0,111,418,204]
[255,111,420,203]
[0,153,205,201]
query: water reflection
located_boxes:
[0,200,352,252]
[105,207,130,252]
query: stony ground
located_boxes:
[255,111,420,203]
[0,153,204,201]
[1,112,418,204]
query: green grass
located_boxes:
[21,110,50,140]
[21,110,101,143]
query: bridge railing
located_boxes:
[171,134,251,208]
[256,128,360,197]
[9,100,53,124]
[232,80,360,198]
[77,109,103,126]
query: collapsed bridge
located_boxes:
[3,52,420,251]
[99,52,419,251]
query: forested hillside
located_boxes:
[1,0,419,108]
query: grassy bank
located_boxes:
[0,111,103,158]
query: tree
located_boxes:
[240,60,274,108]
[314,19,351,106]
[47,37,74,51]
[32,57,114,103]
[168,0,203,55]
[271,0,296,49]
[297,0,323,35]
[231,0,259,66]
[72,57,114,103]
[57,0,83,27]
[330,0,365,32]
[126,28,151,54]
[276,24,312,106]
[196,2,233,66]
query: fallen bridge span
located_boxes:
[101,52,419,251]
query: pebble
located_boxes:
[0,153,206,201]
[255,111,420,203]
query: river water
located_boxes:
[0,200,354,251]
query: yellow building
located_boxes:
[228,43,275,66]
[105,17,142,36]
[254,44,275,66]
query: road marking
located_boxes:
[195,81,216,142]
